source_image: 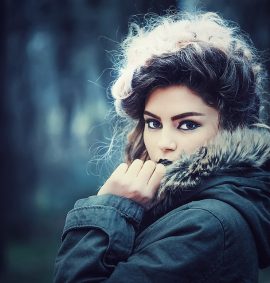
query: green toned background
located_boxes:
[1,0,269,282]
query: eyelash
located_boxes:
[144,119,201,131]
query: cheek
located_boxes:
[183,139,204,154]
[143,130,155,157]
[184,127,218,154]
[143,130,151,150]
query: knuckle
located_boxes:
[120,178,130,189]
[147,182,159,193]
[155,163,166,175]
[117,163,128,172]
[119,162,128,168]
[123,176,140,190]
[133,180,145,191]
[133,159,143,165]
[128,183,141,194]
[144,160,156,168]
[109,178,121,188]
[127,182,145,197]
[110,176,128,189]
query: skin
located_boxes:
[143,85,219,162]
[98,85,219,208]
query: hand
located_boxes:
[98,159,166,208]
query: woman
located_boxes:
[54,12,270,282]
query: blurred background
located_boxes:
[1,0,270,282]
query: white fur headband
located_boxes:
[111,12,257,117]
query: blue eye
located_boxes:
[178,120,200,130]
[145,119,162,129]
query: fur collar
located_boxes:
[157,127,270,199]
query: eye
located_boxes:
[177,120,201,131]
[145,119,162,129]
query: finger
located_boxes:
[125,159,144,178]
[137,160,157,184]
[147,163,166,192]
[110,163,128,179]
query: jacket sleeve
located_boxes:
[53,194,144,283]
[103,205,226,283]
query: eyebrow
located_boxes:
[143,110,205,121]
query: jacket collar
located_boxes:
[157,126,270,199]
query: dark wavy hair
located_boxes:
[122,43,261,128]
[109,12,268,164]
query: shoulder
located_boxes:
[136,199,255,259]
[142,198,247,236]
[132,199,258,282]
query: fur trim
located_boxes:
[157,127,270,199]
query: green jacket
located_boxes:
[54,128,270,282]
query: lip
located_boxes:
[157,159,173,166]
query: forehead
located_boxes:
[144,85,212,114]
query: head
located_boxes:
[111,12,267,164]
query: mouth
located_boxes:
[157,159,173,166]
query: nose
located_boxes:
[157,130,177,152]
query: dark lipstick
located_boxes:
[158,159,173,166]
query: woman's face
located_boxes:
[143,85,219,162]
